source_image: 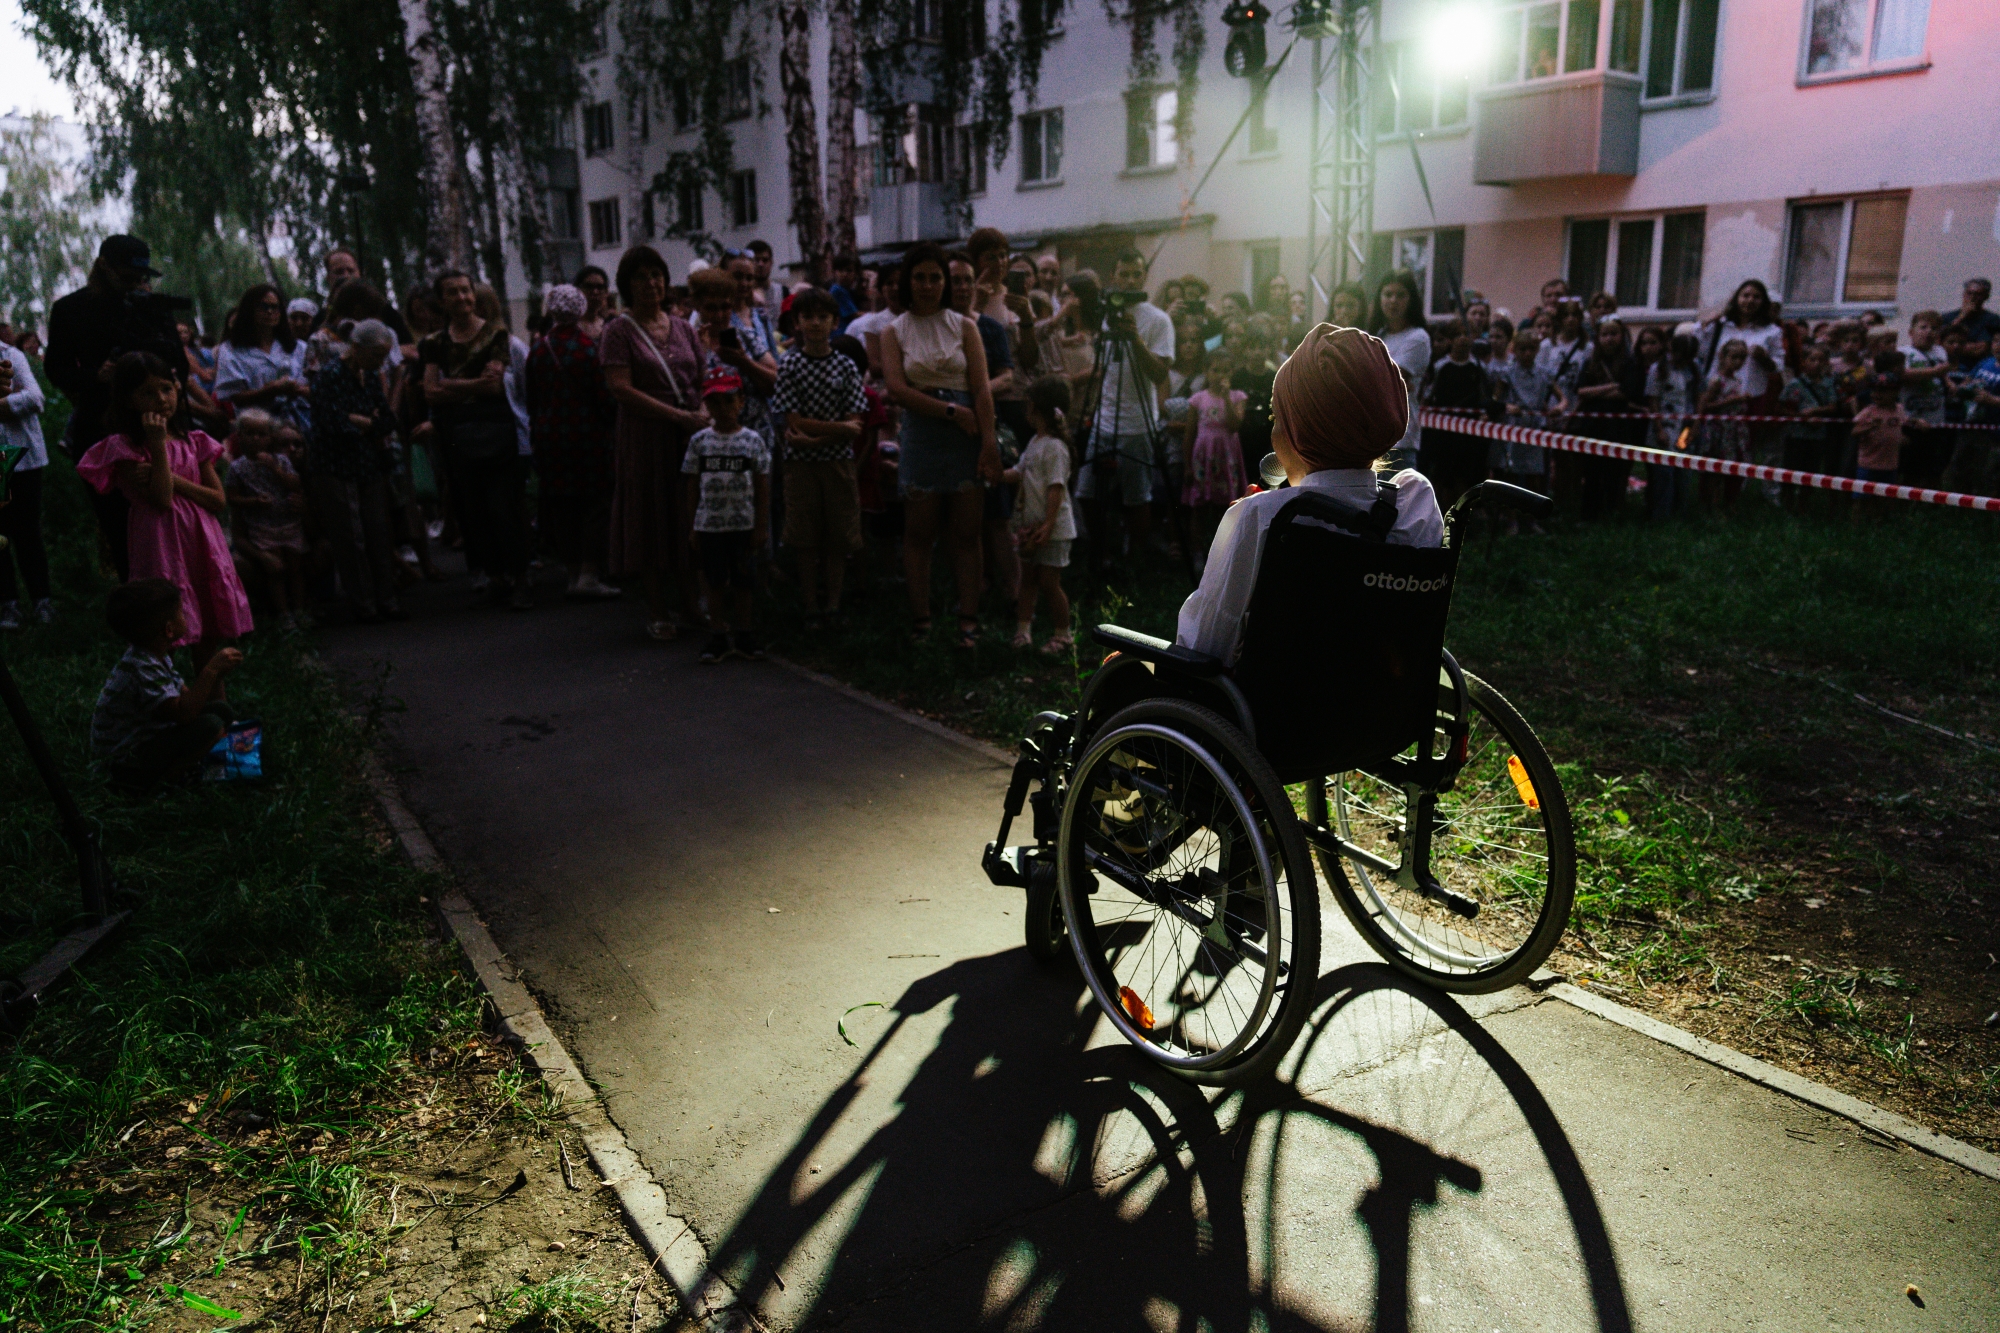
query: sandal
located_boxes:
[955,617,981,651]
[1009,629,1033,648]
[646,618,679,642]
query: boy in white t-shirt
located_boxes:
[682,369,772,663]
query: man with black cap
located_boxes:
[45,235,189,579]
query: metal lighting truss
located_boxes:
[1300,0,1377,320]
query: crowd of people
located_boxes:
[1,227,1995,789]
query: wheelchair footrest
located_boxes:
[982,843,1047,889]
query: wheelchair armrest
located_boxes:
[1090,624,1226,678]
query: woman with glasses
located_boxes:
[574,266,613,343]
[215,283,312,436]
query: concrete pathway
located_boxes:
[324,572,2000,1332]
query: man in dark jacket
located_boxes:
[44,235,187,579]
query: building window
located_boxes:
[676,179,705,232]
[873,105,984,193]
[1491,1,1644,84]
[1125,87,1178,170]
[583,102,615,156]
[725,57,753,120]
[1564,210,1705,311]
[551,109,577,150]
[582,14,608,58]
[1021,109,1064,184]
[548,188,580,241]
[638,191,656,240]
[1247,74,1279,154]
[672,84,695,131]
[1784,194,1907,307]
[1250,245,1281,305]
[1374,41,1471,137]
[1643,0,1720,99]
[948,126,987,196]
[1800,0,1929,82]
[636,93,651,144]
[1383,228,1468,315]
[729,169,758,228]
[588,197,622,250]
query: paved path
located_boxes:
[325,572,2000,1332]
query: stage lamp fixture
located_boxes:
[1222,2,1271,78]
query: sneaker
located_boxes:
[32,599,54,625]
[0,601,18,631]
[426,519,445,540]
[698,633,732,664]
[733,630,765,660]
[509,580,534,612]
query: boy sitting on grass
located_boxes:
[682,368,772,663]
[772,287,868,628]
[92,578,242,791]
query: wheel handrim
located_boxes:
[1329,700,1555,978]
[1063,723,1286,1069]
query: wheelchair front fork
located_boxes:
[982,712,1070,889]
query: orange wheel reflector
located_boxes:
[1118,985,1155,1031]
[1506,754,1541,810]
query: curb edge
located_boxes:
[360,753,745,1328]
[1546,981,2000,1182]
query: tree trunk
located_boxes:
[496,79,554,289]
[824,0,859,261]
[476,140,510,310]
[777,0,826,281]
[397,0,474,274]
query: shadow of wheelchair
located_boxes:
[693,952,1633,1333]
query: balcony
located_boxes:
[1472,70,1641,186]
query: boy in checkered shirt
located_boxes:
[772,287,868,627]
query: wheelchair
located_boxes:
[981,477,1575,1086]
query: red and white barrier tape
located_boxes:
[1423,405,2000,430]
[1415,409,2000,512]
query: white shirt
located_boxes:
[1,343,48,471]
[1176,468,1444,664]
[1095,299,1175,438]
[505,335,533,456]
[1716,320,1787,398]
[1378,326,1432,457]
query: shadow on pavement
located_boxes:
[696,953,1634,1332]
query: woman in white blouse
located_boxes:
[1370,271,1430,471]
[880,241,999,647]
[214,283,311,435]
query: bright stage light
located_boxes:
[1424,1,1494,77]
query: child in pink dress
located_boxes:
[1182,352,1248,565]
[77,352,254,674]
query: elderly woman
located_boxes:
[307,318,405,622]
[528,284,620,599]
[216,283,312,436]
[603,246,709,640]
[1176,323,1442,663]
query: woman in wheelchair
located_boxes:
[982,322,1575,1087]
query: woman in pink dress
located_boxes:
[1182,350,1249,563]
[77,351,254,673]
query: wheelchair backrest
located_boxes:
[1231,486,1459,782]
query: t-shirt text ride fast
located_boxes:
[682,426,772,531]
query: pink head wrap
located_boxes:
[1270,323,1408,471]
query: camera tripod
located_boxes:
[0,524,128,1031]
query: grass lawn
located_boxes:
[768,495,2000,1146]
[1,403,674,1328]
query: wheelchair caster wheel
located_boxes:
[1024,864,1067,964]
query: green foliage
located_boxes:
[493,1265,614,1332]
[0,449,480,1330]
[0,113,105,331]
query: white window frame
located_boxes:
[1245,73,1280,156]
[1781,192,1909,313]
[724,57,754,121]
[587,197,622,251]
[582,102,615,157]
[1373,40,1470,140]
[1020,108,1064,186]
[1562,210,1705,314]
[1385,228,1468,316]
[1488,0,1611,86]
[729,169,758,229]
[1125,87,1178,172]
[1796,0,1930,86]
[1638,0,1722,105]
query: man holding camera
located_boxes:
[45,235,189,580]
[1078,247,1173,569]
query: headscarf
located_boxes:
[287,298,319,319]
[1270,322,1408,471]
[544,283,587,322]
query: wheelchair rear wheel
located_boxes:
[1059,699,1320,1086]
[1308,672,1574,993]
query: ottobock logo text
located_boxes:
[1363,572,1450,592]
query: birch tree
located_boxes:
[398,0,475,273]
[777,0,827,277]
[824,0,860,260]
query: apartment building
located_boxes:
[511,0,1999,329]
